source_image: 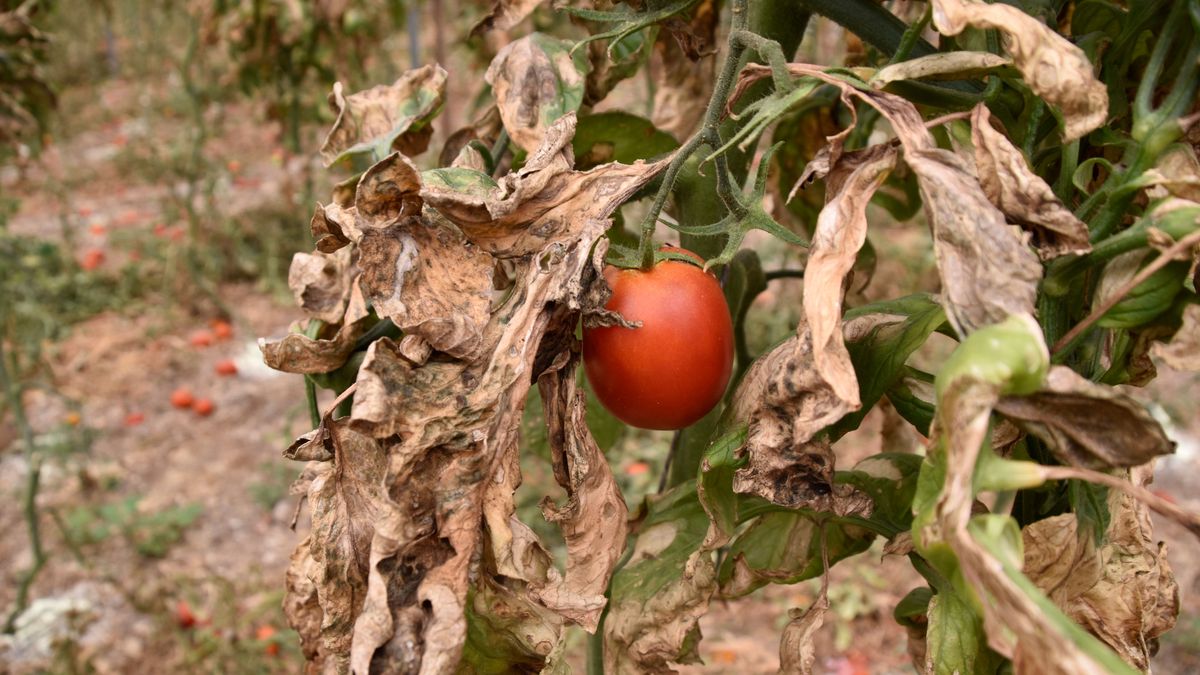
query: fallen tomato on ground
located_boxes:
[214,359,238,376]
[192,398,214,417]
[583,247,733,430]
[170,388,194,409]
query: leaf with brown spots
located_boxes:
[470,0,545,36]
[996,365,1175,469]
[260,285,371,375]
[971,104,1090,260]
[485,33,589,153]
[319,64,447,168]
[286,246,355,325]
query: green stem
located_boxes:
[1,342,46,633]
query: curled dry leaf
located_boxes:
[930,0,1107,141]
[649,0,718,140]
[261,285,371,375]
[779,593,829,675]
[278,113,669,672]
[730,144,895,508]
[319,64,447,167]
[1151,303,1200,372]
[872,51,1011,86]
[287,246,355,324]
[422,113,673,257]
[470,0,545,36]
[996,365,1175,469]
[485,33,588,153]
[1022,466,1179,671]
[971,104,1091,260]
[743,64,1041,335]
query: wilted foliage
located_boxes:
[263,0,1200,672]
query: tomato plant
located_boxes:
[583,248,733,430]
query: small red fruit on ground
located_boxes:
[189,330,214,348]
[214,359,238,376]
[80,249,106,271]
[170,388,194,409]
[211,319,233,340]
[124,411,146,427]
[192,398,214,417]
[175,601,197,629]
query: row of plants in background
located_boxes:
[265,0,1200,672]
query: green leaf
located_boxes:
[1067,479,1111,545]
[925,586,1003,675]
[886,375,935,437]
[697,425,749,545]
[563,0,700,58]
[461,579,566,674]
[581,369,625,452]
[572,112,679,169]
[832,294,947,438]
[421,167,499,196]
[722,249,768,378]
[835,452,925,537]
[893,586,932,629]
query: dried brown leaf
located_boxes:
[971,105,1091,260]
[1152,303,1200,372]
[930,0,1107,141]
[423,113,672,257]
[470,0,545,36]
[778,595,829,675]
[649,0,718,140]
[260,308,371,375]
[287,246,355,325]
[310,202,358,254]
[996,366,1175,469]
[1022,467,1179,671]
[319,65,447,167]
[485,34,586,153]
[730,145,895,508]
[873,51,1011,85]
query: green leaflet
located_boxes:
[421,167,500,196]
[925,586,1003,675]
[572,112,679,170]
[832,293,947,439]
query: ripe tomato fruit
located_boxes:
[175,600,197,629]
[170,388,194,409]
[192,398,215,417]
[189,330,214,348]
[214,359,238,376]
[211,319,233,340]
[583,247,733,430]
[80,248,105,271]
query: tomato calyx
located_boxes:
[602,240,711,272]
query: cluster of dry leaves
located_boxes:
[261,0,1200,673]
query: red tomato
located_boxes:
[124,411,146,427]
[170,388,194,409]
[256,625,279,656]
[80,249,105,271]
[210,319,233,340]
[189,330,214,348]
[175,600,197,629]
[214,359,238,376]
[583,247,733,430]
[192,398,214,417]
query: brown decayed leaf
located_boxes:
[730,144,895,508]
[319,64,447,166]
[284,540,331,669]
[1152,303,1200,372]
[1022,466,1179,671]
[929,0,1108,142]
[779,594,829,675]
[485,34,585,153]
[872,51,1011,85]
[275,119,668,672]
[260,285,371,375]
[996,365,1175,469]
[470,0,545,36]
[536,348,629,630]
[439,106,503,170]
[287,246,355,325]
[310,202,358,253]
[649,0,718,140]
[971,105,1090,260]
[422,113,672,257]
[744,64,1042,336]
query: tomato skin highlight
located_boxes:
[583,249,733,430]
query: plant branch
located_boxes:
[1040,466,1200,540]
[1,342,46,633]
[1052,229,1200,355]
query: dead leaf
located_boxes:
[287,246,355,325]
[779,594,829,675]
[1022,466,1179,671]
[731,145,896,509]
[470,0,545,36]
[422,113,672,257]
[260,303,371,376]
[929,0,1108,142]
[1151,303,1200,372]
[996,366,1175,469]
[873,51,1011,85]
[320,65,447,167]
[649,0,718,140]
[485,33,588,153]
[971,104,1091,259]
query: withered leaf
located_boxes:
[872,51,1011,85]
[470,0,545,36]
[357,214,494,361]
[971,104,1090,260]
[485,33,588,153]
[996,366,1175,469]
[320,64,447,167]
[421,113,672,257]
[284,540,332,669]
[649,0,717,140]
[260,299,371,375]
[1152,303,1200,372]
[779,593,829,675]
[730,144,896,509]
[930,0,1108,142]
[354,151,424,223]
[310,202,358,254]
[1022,466,1179,671]
[287,246,355,325]
[743,64,1042,335]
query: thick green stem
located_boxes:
[1,342,46,633]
